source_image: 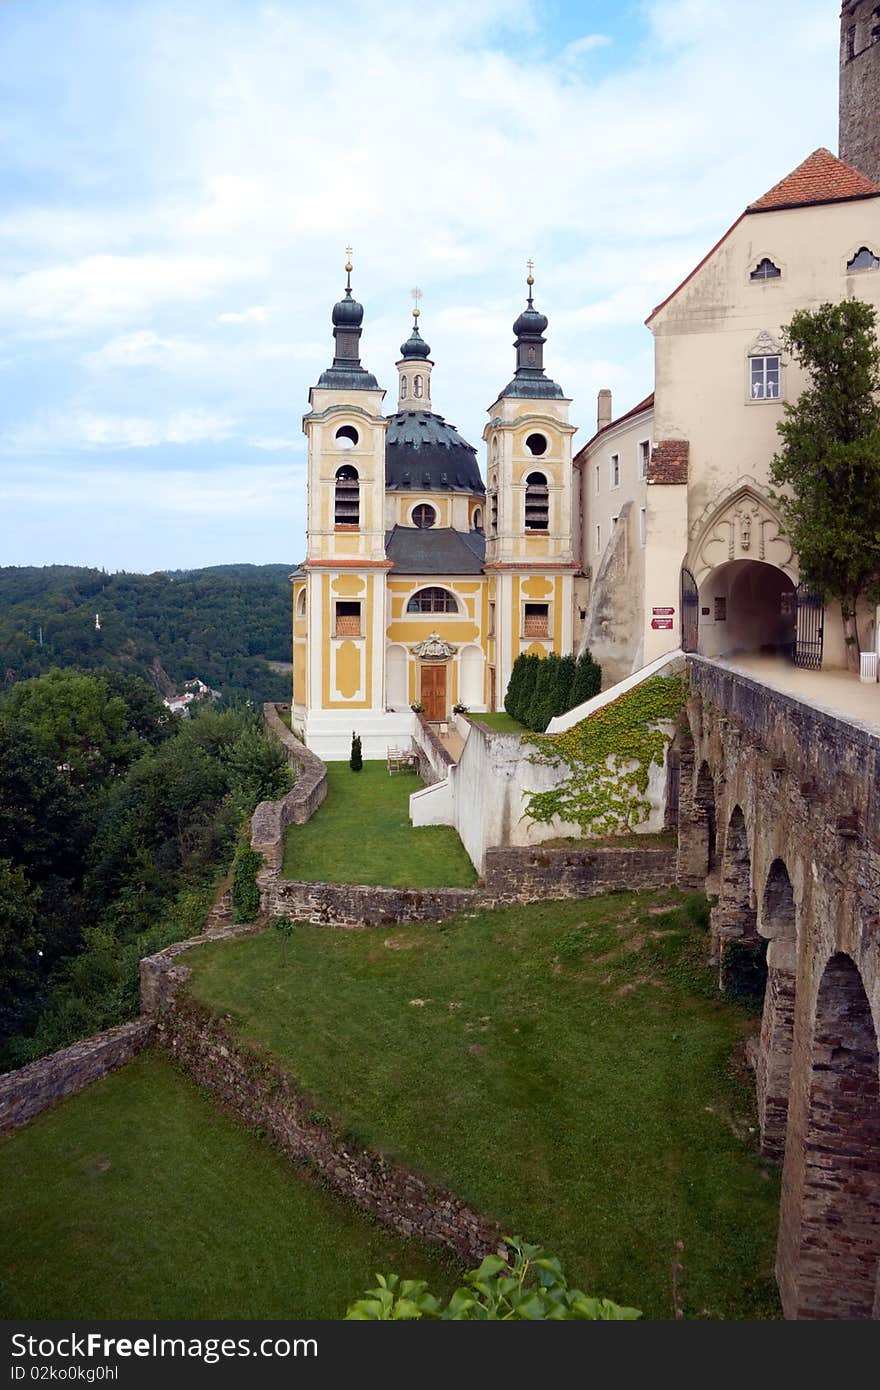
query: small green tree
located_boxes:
[570,649,602,708]
[350,731,363,772]
[514,654,540,726]
[769,299,880,666]
[554,654,577,718]
[528,652,559,732]
[232,843,263,922]
[273,912,296,963]
[503,655,524,719]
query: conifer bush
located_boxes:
[349,732,363,772]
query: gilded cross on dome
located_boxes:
[411,286,422,320]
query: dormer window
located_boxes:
[750,258,781,281]
[847,246,880,271]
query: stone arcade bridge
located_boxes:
[677,656,880,1320]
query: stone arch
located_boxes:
[756,858,798,1160]
[715,805,766,998]
[695,760,717,878]
[781,952,880,1319]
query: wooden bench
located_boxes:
[387,746,417,775]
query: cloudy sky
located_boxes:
[1,0,838,571]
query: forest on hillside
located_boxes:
[0,564,296,705]
[0,668,292,1067]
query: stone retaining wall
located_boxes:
[262,878,479,927]
[252,705,328,871]
[0,1018,154,1134]
[146,945,501,1265]
[482,844,675,902]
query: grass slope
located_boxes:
[187,892,782,1320]
[0,1051,458,1319]
[281,761,476,888]
[470,712,524,733]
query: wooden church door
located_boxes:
[420,664,447,722]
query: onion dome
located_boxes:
[498,266,563,401]
[316,252,379,391]
[400,321,431,358]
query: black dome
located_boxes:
[332,289,364,328]
[400,324,431,359]
[385,411,484,494]
[513,304,548,337]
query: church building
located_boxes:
[292,263,578,759]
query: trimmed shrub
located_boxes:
[349,732,363,772]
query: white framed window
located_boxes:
[400,375,408,399]
[413,374,423,398]
[750,355,780,400]
[610,453,620,489]
[334,601,362,637]
[750,257,781,281]
[638,440,651,479]
[595,523,601,553]
[523,603,549,639]
[639,507,646,547]
[847,246,880,271]
[594,463,600,494]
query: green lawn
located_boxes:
[187,891,782,1320]
[470,712,525,733]
[281,761,476,888]
[0,1051,458,1319]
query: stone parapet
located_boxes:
[0,1019,154,1135]
[252,705,328,870]
[482,844,674,901]
[263,879,479,927]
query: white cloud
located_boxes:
[218,305,269,324]
[562,34,612,63]
[3,408,237,451]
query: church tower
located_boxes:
[483,269,577,705]
[840,1,880,182]
[294,255,390,757]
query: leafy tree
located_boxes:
[769,299,880,665]
[0,860,42,1037]
[3,669,141,784]
[345,1236,641,1320]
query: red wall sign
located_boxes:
[652,606,675,615]
[651,617,674,630]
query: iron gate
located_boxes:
[793,582,824,669]
[681,567,699,653]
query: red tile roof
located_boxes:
[748,147,879,212]
[574,392,654,462]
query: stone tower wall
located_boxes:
[840,0,880,182]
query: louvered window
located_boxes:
[523,603,549,638]
[334,601,361,637]
[524,472,549,531]
[334,465,359,527]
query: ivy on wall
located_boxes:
[524,674,688,835]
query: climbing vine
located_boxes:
[524,674,688,835]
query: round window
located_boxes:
[335,425,359,448]
[525,432,548,456]
[412,503,437,529]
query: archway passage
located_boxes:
[715,806,766,999]
[756,859,797,1161]
[698,560,795,660]
[787,953,880,1319]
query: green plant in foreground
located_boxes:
[272,913,295,962]
[349,732,363,772]
[232,843,263,922]
[345,1237,642,1320]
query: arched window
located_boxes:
[296,588,307,618]
[472,507,482,531]
[400,375,408,398]
[412,503,437,529]
[334,464,359,527]
[413,375,423,398]
[750,258,781,281]
[525,433,547,456]
[335,424,359,448]
[406,587,459,614]
[490,489,498,534]
[524,471,549,530]
[847,246,880,271]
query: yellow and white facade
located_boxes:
[292,266,579,759]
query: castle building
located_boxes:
[840,0,880,183]
[577,144,880,686]
[292,263,578,758]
